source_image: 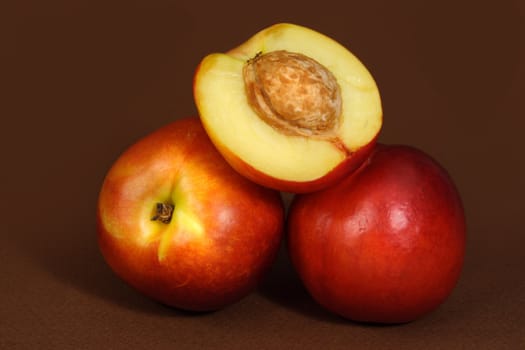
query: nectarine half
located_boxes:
[194,23,382,193]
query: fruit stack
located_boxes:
[97,23,466,324]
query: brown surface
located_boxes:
[2,1,524,349]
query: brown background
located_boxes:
[2,0,524,349]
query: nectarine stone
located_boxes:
[243,50,341,139]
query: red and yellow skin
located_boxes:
[287,144,466,323]
[97,117,284,311]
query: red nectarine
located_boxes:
[287,144,466,323]
[97,117,284,311]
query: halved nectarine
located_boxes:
[194,23,382,193]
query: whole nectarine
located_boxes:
[287,144,466,323]
[97,117,284,311]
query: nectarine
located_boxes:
[97,117,284,311]
[194,23,382,193]
[287,144,466,323]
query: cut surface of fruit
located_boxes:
[194,23,382,191]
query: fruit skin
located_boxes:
[287,144,466,323]
[97,117,284,311]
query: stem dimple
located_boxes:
[151,202,174,224]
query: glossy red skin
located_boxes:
[97,117,284,311]
[287,144,466,323]
[203,130,378,194]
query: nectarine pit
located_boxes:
[151,202,174,224]
[243,50,342,140]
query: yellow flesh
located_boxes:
[195,23,382,182]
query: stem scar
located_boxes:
[151,202,175,224]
